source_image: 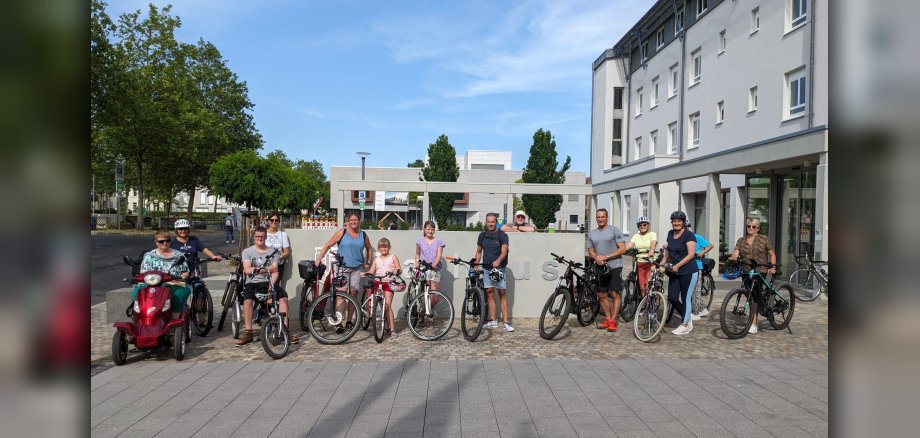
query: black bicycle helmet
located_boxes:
[669,210,688,223]
[591,262,611,278]
[488,268,505,283]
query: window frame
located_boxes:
[675,8,685,34]
[690,49,702,86]
[718,30,726,54]
[716,100,725,124]
[751,7,760,34]
[667,121,678,155]
[789,0,808,30]
[688,112,701,149]
[641,40,649,63]
[697,0,708,18]
[656,26,665,49]
[635,87,643,116]
[749,86,758,112]
[634,136,643,160]
[669,64,679,98]
[651,77,660,108]
[613,87,623,110]
[786,69,807,118]
[649,130,658,156]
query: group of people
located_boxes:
[130,206,776,347]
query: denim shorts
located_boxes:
[482,266,507,290]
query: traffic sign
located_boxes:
[359,201,365,210]
[358,191,366,201]
[115,180,124,191]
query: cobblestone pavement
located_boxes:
[92,286,827,368]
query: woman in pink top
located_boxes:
[364,238,401,337]
[415,221,445,308]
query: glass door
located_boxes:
[778,171,817,274]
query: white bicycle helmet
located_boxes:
[390,276,407,292]
[488,268,505,283]
[636,216,650,225]
[174,219,190,229]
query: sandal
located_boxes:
[235,329,253,346]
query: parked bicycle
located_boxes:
[619,249,641,323]
[538,253,600,340]
[690,257,717,316]
[633,248,670,342]
[363,272,401,343]
[217,253,245,339]
[304,251,363,344]
[446,256,487,342]
[788,254,829,301]
[187,264,213,337]
[720,259,795,339]
[250,259,292,359]
[403,260,454,341]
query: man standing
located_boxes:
[474,213,513,332]
[224,213,235,243]
[586,208,629,332]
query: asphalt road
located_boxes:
[91,231,240,305]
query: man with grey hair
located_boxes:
[474,213,513,332]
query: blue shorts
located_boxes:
[482,267,507,290]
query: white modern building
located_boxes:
[455,150,512,170]
[108,188,243,214]
[590,0,828,273]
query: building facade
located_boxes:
[591,0,828,273]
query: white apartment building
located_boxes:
[455,150,513,170]
[330,166,588,231]
[116,188,243,214]
[591,0,828,273]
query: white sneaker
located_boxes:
[504,322,515,332]
[225,240,230,243]
[748,324,758,334]
[671,323,692,335]
[699,308,710,318]
[691,313,702,321]
[484,320,498,330]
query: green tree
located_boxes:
[294,159,330,211]
[521,129,571,228]
[420,135,459,229]
[407,159,425,167]
[407,158,425,213]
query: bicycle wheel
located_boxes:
[576,285,600,326]
[191,286,213,337]
[789,269,821,301]
[407,291,454,341]
[372,295,386,343]
[700,274,715,311]
[767,283,795,330]
[260,316,290,359]
[460,287,486,342]
[620,279,638,323]
[299,283,312,331]
[361,293,372,331]
[306,290,361,345]
[230,295,242,339]
[539,287,572,340]
[720,287,754,339]
[218,279,238,331]
[634,291,668,342]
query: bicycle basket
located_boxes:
[701,258,716,274]
[298,260,317,281]
[390,276,407,292]
[721,261,743,280]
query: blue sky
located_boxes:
[105,0,648,175]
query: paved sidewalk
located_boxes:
[91,358,827,437]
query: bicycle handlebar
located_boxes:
[549,253,583,268]
[446,256,483,267]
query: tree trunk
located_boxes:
[136,156,144,230]
[186,184,196,220]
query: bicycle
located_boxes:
[690,257,717,316]
[633,248,670,342]
[619,249,645,323]
[364,272,398,343]
[403,260,454,341]
[305,252,363,345]
[446,256,487,342]
[187,264,214,337]
[788,254,829,301]
[217,253,245,339]
[250,260,292,359]
[720,259,796,339]
[538,253,600,340]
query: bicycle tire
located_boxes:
[620,279,638,323]
[361,290,372,331]
[299,283,312,332]
[230,296,242,339]
[407,291,454,341]
[217,279,238,331]
[789,269,821,301]
[767,283,795,330]
[720,287,754,339]
[372,295,386,343]
[701,273,715,310]
[191,286,213,337]
[260,317,290,359]
[539,287,572,340]
[634,291,668,342]
[306,290,361,345]
[460,287,486,342]
[576,284,600,326]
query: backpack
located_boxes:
[225,216,232,227]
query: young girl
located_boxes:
[415,221,445,308]
[365,238,401,337]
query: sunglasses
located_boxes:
[747,225,759,229]
[156,239,171,244]
[268,218,279,222]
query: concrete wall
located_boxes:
[279,230,585,319]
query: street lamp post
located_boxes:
[356,152,370,223]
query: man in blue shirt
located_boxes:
[475,213,512,332]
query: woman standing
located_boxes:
[315,213,374,332]
[265,212,291,289]
[662,211,697,335]
[727,218,777,334]
[625,216,657,297]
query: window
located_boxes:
[718,30,726,54]
[612,118,623,163]
[786,68,807,117]
[650,130,658,156]
[656,27,665,49]
[749,86,758,112]
[667,122,678,154]
[640,192,649,218]
[200,192,207,204]
[569,214,579,225]
[688,112,700,149]
[613,87,623,109]
[634,137,642,160]
[669,64,679,97]
[651,77,659,107]
[690,49,701,85]
[716,100,724,124]
[697,0,708,17]
[790,0,808,29]
[613,118,622,141]
[675,8,684,34]
[623,195,632,232]
[641,41,649,62]
[751,7,760,34]
[635,88,643,116]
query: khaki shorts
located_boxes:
[425,267,442,283]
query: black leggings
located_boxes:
[667,272,694,322]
